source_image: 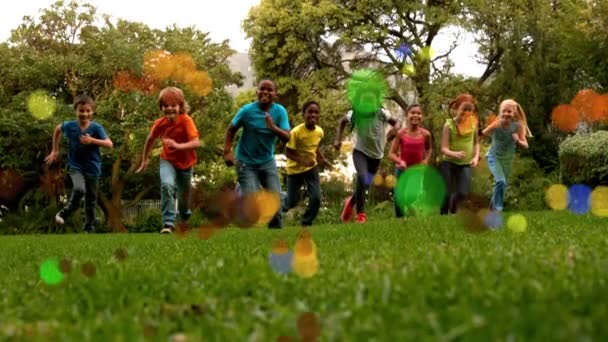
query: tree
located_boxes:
[1,0,243,232]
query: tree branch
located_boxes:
[123,186,154,209]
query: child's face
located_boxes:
[407,106,422,126]
[303,104,320,126]
[457,101,475,117]
[161,101,181,121]
[257,80,276,105]
[500,103,516,121]
[76,103,93,123]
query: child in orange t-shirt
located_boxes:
[136,87,201,233]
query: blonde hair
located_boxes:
[158,86,190,113]
[500,99,532,137]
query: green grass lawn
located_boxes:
[0,211,607,341]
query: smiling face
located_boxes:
[457,101,475,118]
[303,103,320,128]
[406,105,422,127]
[76,103,93,124]
[257,80,276,106]
[500,101,516,121]
[161,100,180,121]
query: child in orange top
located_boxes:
[136,87,201,233]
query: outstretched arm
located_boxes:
[44,124,63,165]
[223,125,239,166]
[333,116,350,150]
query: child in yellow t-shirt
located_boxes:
[283,101,329,226]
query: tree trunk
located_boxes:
[99,194,127,233]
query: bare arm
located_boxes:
[44,124,63,164]
[270,125,291,142]
[81,136,113,149]
[514,123,529,149]
[333,116,349,149]
[481,118,500,138]
[285,147,306,164]
[440,124,464,159]
[223,125,238,166]
[388,130,402,164]
[386,117,402,141]
[423,131,433,164]
[316,147,329,165]
[175,137,200,150]
[51,124,61,152]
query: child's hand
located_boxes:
[135,158,149,173]
[80,134,93,145]
[163,138,180,150]
[264,113,275,129]
[470,156,480,168]
[453,151,466,159]
[44,151,59,165]
[224,152,235,167]
[512,133,520,143]
[397,160,407,169]
[302,158,316,167]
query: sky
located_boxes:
[1,0,486,77]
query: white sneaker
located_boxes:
[160,225,174,234]
[55,211,65,224]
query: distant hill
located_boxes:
[227,52,255,96]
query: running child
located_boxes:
[223,79,290,229]
[482,99,532,212]
[283,100,329,226]
[388,104,432,218]
[440,93,481,215]
[136,87,201,234]
[45,95,113,233]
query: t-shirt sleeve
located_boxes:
[95,123,108,140]
[231,106,247,129]
[277,106,290,131]
[149,118,163,140]
[381,108,393,122]
[286,127,297,149]
[184,116,200,140]
[320,127,325,140]
[345,110,353,123]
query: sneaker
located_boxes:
[55,210,66,225]
[341,196,354,223]
[160,225,174,234]
[355,213,367,224]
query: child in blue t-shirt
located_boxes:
[223,79,291,228]
[45,95,113,233]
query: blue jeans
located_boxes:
[440,161,472,214]
[486,154,513,212]
[160,159,193,227]
[236,159,283,228]
[62,170,99,231]
[283,167,322,226]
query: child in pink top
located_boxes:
[388,104,433,218]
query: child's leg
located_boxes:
[452,165,473,213]
[283,173,305,212]
[352,150,380,214]
[439,161,455,215]
[60,170,87,220]
[258,159,283,228]
[302,167,322,226]
[487,155,507,211]
[159,160,178,228]
[235,161,260,193]
[175,167,194,222]
[394,169,404,218]
[83,176,99,232]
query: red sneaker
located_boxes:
[341,196,354,223]
[355,213,367,224]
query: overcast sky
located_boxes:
[1,0,486,77]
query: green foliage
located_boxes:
[1,212,608,339]
[559,131,608,187]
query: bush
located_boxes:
[559,130,608,187]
